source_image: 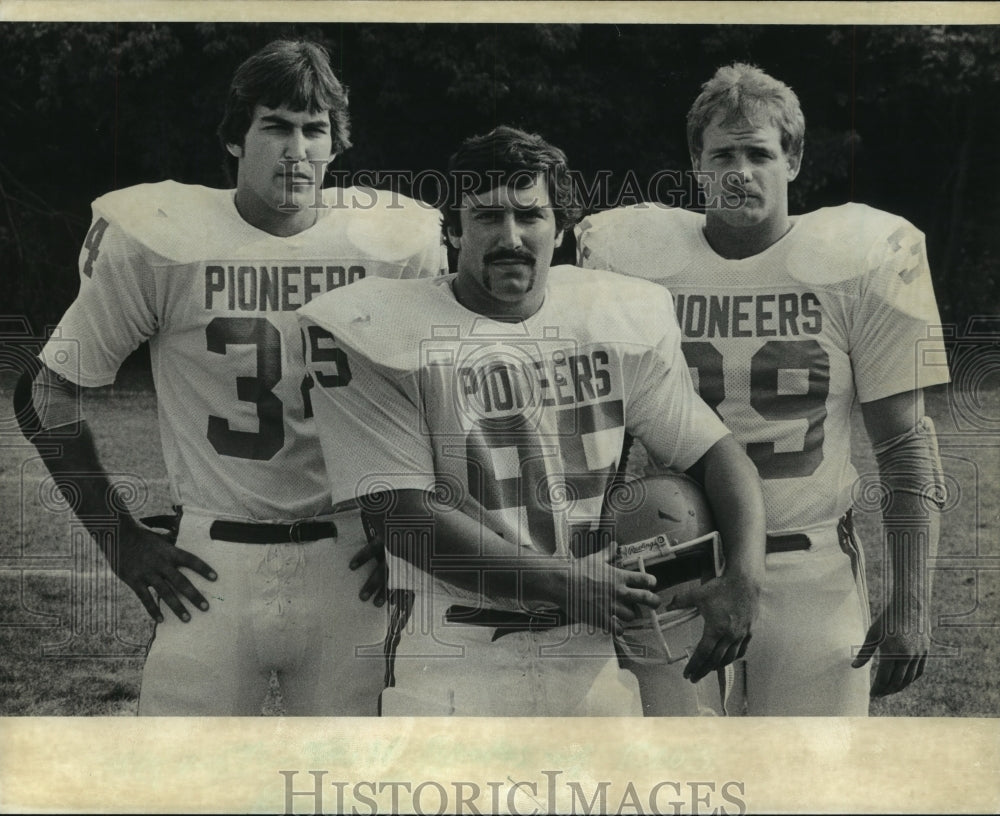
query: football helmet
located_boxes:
[609,472,723,664]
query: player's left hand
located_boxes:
[851,608,930,697]
[349,540,387,607]
[667,573,759,682]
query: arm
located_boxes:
[625,287,766,681]
[670,433,767,681]
[853,389,941,696]
[365,488,660,632]
[15,366,216,623]
[300,310,657,625]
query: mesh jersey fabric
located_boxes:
[577,202,949,535]
[39,181,445,521]
[299,266,727,612]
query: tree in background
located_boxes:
[1,22,997,335]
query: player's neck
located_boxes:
[703,214,794,260]
[234,189,320,237]
[451,276,543,323]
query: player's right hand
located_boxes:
[568,548,660,634]
[112,522,217,623]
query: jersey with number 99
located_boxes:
[577,203,949,535]
[39,181,445,522]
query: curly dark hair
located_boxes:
[441,126,582,243]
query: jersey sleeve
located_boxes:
[626,289,729,471]
[851,220,950,403]
[39,210,158,387]
[302,318,436,506]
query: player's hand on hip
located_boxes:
[851,607,930,697]
[114,522,217,623]
[569,548,659,634]
[668,573,760,682]
[349,539,387,607]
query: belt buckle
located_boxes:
[289,520,305,544]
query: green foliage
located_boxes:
[1,23,998,332]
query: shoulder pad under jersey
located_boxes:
[577,205,704,281]
[299,276,456,370]
[786,202,921,286]
[324,187,443,264]
[91,181,235,265]
[545,264,677,347]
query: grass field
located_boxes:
[0,370,997,716]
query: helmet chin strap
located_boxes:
[638,555,681,662]
[632,554,697,665]
[618,527,723,665]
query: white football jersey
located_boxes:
[40,181,445,521]
[578,203,950,535]
[299,267,727,610]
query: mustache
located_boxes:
[483,249,536,265]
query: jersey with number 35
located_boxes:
[40,180,445,522]
[578,203,949,535]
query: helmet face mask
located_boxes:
[610,473,724,664]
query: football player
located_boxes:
[299,126,766,716]
[577,63,949,715]
[14,40,445,715]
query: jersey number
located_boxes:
[300,324,352,419]
[464,400,623,552]
[205,318,348,461]
[82,217,110,278]
[683,339,830,479]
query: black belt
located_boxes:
[209,519,338,544]
[445,605,568,642]
[765,532,811,553]
[765,510,853,554]
[140,508,183,544]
